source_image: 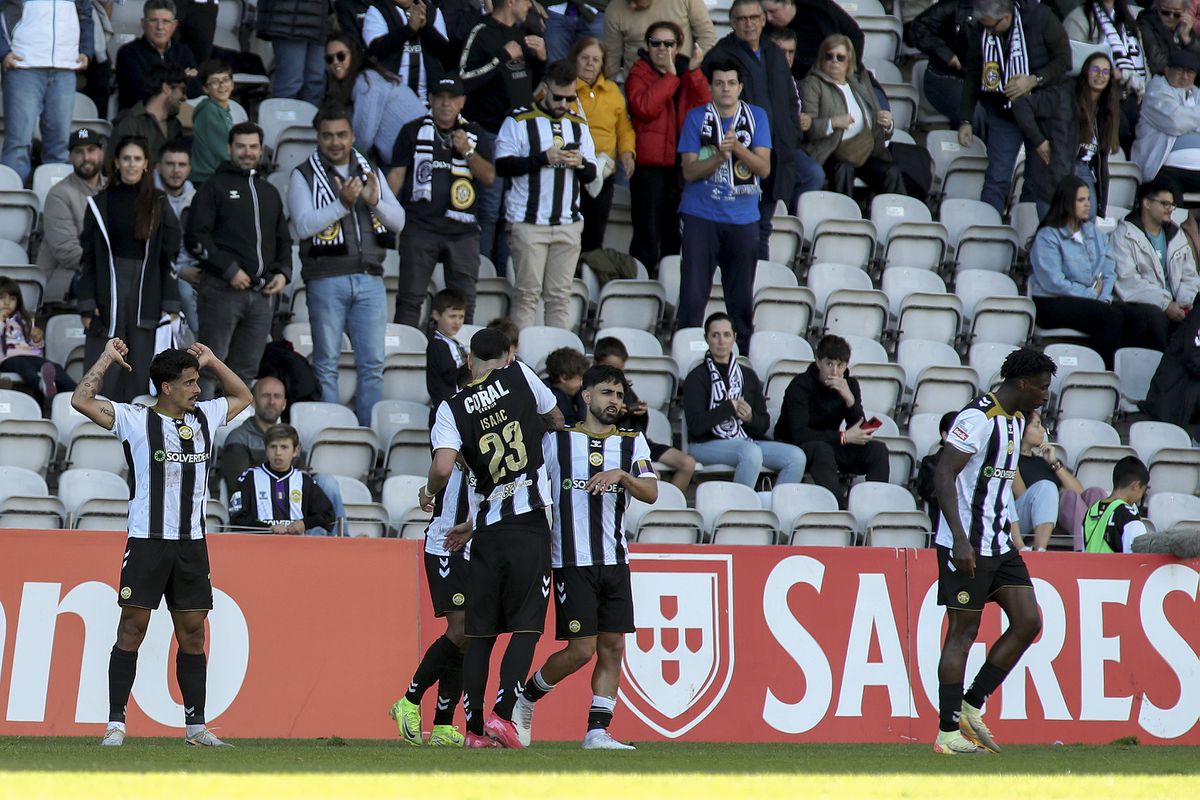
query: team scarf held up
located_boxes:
[706,351,748,440]
[980,9,1028,108]
[307,149,390,255]
[411,114,479,223]
[1090,1,1146,92]
[699,101,759,196]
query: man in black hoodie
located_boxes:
[186,121,293,397]
[775,334,888,503]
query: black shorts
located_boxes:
[424,550,469,617]
[465,510,551,637]
[553,564,635,640]
[936,545,1033,611]
[648,441,671,461]
[118,537,213,611]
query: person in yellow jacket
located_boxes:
[1083,456,1150,553]
[570,37,636,251]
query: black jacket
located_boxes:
[256,0,329,43]
[78,189,181,333]
[774,363,866,445]
[772,0,864,81]
[459,16,544,134]
[114,36,200,111]
[1144,304,1200,432]
[682,359,770,444]
[910,0,974,75]
[366,0,454,86]
[186,160,293,286]
[702,33,797,205]
[1137,10,1200,78]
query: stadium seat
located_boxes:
[594,327,662,357]
[968,341,1019,389]
[518,326,584,374]
[308,426,379,483]
[955,270,1035,347]
[0,466,48,506]
[914,60,951,128]
[842,334,889,366]
[627,482,704,544]
[0,418,57,475]
[381,473,427,529]
[1106,161,1141,211]
[875,428,918,487]
[58,468,128,523]
[851,362,906,420]
[925,130,987,198]
[790,511,857,546]
[670,327,712,377]
[768,214,803,266]
[797,191,877,268]
[1130,421,1200,496]
[939,198,1019,273]
[908,412,948,459]
[880,267,947,318]
[770,483,839,532]
[1114,347,1162,414]
[897,339,976,416]
[1044,343,1118,422]
[806,262,873,313]
[65,422,126,475]
[0,265,45,314]
[44,314,88,381]
[258,98,320,154]
[0,494,66,528]
[623,355,678,413]
[593,279,666,333]
[848,481,918,540]
[865,510,931,548]
[274,127,320,174]
[749,331,809,378]
[753,285,816,337]
[289,402,359,451]
[31,163,73,208]
[764,355,816,430]
[74,499,130,531]
[1055,418,1121,471]
[1148,492,1200,531]
[695,481,763,535]
[822,285,890,340]
[896,291,962,347]
[382,350,429,405]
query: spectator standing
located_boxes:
[78,136,182,402]
[570,38,635,252]
[154,141,201,336]
[761,0,863,81]
[0,0,92,183]
[602,0,716,80]
[1132,50,1200,188]
[187,122,292,397]
[1082,456,1149,552]
[1063,0,1147,153]
[256,0,330,107]
[624,20,710,273]
[1013,409,1105,551]
[324,35,427,165]
[112,63,187,162]
[703,0,798,259]
[1138,0,1200,77]
[765,27,827,206]
[460,0,548,272]
[676,60,771,353]
[389,75,495,326]
[801,35,903,199]
[495,59,597,330]
[114,0,200,112]
[774,334,889,505]
[1113,179,1200,346]
[37,128,108,303]
[175,0,219,65]
[910,0,975,127]
[681,312,806,487]
[543,0,604,64]
[1068,51,1120,219]
[363,0,454,103]
[288,106,406,425]
[958,0,1072,214]
[229,424,337,535]
[190,59,238,185]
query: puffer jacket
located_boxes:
[625,52,709,168]
[1112,213,1200,310]
[0,0,93,69]
[256,0,329,43]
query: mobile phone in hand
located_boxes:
[861,416,883,432]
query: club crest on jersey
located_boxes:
[119,587,132,600]
[568,620,581,633]
[452,592,465,606]
[178,425,194,440]
[291,489,302,503]
[589,452,604,467]
[620,552,734,738]
[957,591,971,605]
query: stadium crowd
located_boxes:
[2,0,1199,554]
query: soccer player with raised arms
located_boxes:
[932,348,1055,755]
[512,364,659,750]
[72,337,252,747]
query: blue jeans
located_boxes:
[1014,479,1058,530]
[687,437,807,488]
[680,214,758,353]
[1,67,75,183]
[475,128,509,275]
[543,9,605,63]
[792,148,827,210]
[308,471,347,536]
[271,38,326,107]
[981,105,1026,213]
[306,273,387,426]
[177,279,200,336]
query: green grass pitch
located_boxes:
[1,737,1197,799]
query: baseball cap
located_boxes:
[431,74,465,97]
[69,127,106,150]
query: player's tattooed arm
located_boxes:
[541,406,565,432]
[71,337,128,430]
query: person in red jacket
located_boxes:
[625,20,710,274]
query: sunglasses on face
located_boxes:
[825,52,848,62]
[326,51,349,64]
[551,92,578,102]
[1160,8,1184,17]
[648,38,678,48]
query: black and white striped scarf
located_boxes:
[1091,2,1146,92]
[410,114,478,223]
[706,351,748,440]
[981,10,1028,108]
[699,101,759,196]
[307,149,388,254]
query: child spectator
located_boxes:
[1083,456,1150,553]
[915,411,958,529]
[544,346,589,426]
[0,277,75,401]
[594,336,697,492]
[486,316,519,361]
[229,424,337,535]
[426,289,469,413]
[190,59,239,185]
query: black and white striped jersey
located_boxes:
[113,398,228,540]
[494,106,597,226]
[431,360,558,528]
[935,393,1024,557]
[544,426,656,568]
[425,462,475,558]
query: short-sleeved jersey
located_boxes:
[424,462,475,558]
[544,426,656,568]
[431,360,558,528]
[935,393,1024,557]
[113,397,229,540]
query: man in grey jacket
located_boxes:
[1113,179,1200,351]
[36,128,107,303]
[1132,50,1200,188]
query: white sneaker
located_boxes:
[185,727,233,747]
[960,701,1001,753]
[582,729,636,750]
[512,694,535,748]
[100,724,125,747]
[933,729,982,755]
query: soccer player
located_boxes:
[512,364,658,750]
[421,328,563,748]
[72,337,252,747]
[932,347,1055,755]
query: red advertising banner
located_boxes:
[1,530,1196,744]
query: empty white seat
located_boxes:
[790,511,856,546]
[939,198,1019,272]
[842,334,889,366]
[1045,343,1118,421]
[851,362,906,419]
[309,426,379,482]
[865,510,931,548]
[695,481,761,535]
[968,341,1019,389]
[290,402,359,451]
[0,494,66,528]
[0,466,48,505]
[1056,418,1121,471]
[65,422,125,475]
[880,267,947,317]
[518,326,584,374]
[1114,347,1162,414]
[1130,420,1200,495]
[823,287,890,340]
[258,98,320,153]
[769,215,803,266]
[1148,492,1200,530]
[753,285,817,336]
[74,499,130,531]
[798,191,877,268]
[909,411,949,458]
[956,270,1034,346]
[926,130,987,195]
[0,418,57,475]
[848,481,917,535]
[749,331,809,378]
[806,262,873,312]
[770,483,839,532]
[58,468,128,519]
[623,356,678,413]
[671,327,712,376]
[593,279,666,332]
[0,388,42,422]
[896,291,962,347]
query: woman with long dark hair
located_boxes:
[79,136,182,402]
[1064,0,1147,151]
[324,33,425,164]
[1030,175,1163,367]
[1071,51,1121,219]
